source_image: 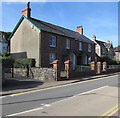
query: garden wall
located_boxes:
[29,67,56,81]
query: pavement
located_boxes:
[1,72,119,96]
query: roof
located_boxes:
[95,40,112,49]
[9,16,94,44]
[114,46,120,52]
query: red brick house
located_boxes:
[10,3,95,69]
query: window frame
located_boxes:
[50,35,56,48]
[49,53,56,64]
[66,39,70,49]
[88,44,91,52]
[79,42,82,51]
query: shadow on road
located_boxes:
[2,79,43,92]
[2,95,73,105]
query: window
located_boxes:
[79,42,82,51]
[50,36,56,47]
[88,44,91,52]
[66,39,70,49]
[49,53,56,64]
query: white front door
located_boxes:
[70,53,76,70]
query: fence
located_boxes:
[75,65,91,71]
[108,65,120,69]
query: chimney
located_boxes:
[92,35,96,40]
[76,26,83,35]
[21,2,31,18]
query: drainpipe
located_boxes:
[38,30,41,67]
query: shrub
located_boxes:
[0,56,11,59]
[14,58,35,68]
[99,56,117,65]
[2,52,10,57]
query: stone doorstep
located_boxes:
[1,72,119,96]
[17,86,118,116]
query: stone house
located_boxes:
[114,46,120,61]
[92,35,115,60]
[10,3,95,69]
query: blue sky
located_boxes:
[1,2,118,47]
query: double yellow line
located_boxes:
[10,74,118,96]
[99,104,120,118]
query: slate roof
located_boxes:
[114,46,120,52]
[95,40,112,49]
[28,17,94,44]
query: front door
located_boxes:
[83,54,88,64]
[70,53,76,70]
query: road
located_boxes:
[1,74,119,116]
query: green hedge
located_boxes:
[99,56,117,65]
[14,58,35,68]
[1,58,36,68]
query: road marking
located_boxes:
[41,104,51,107]
[74,85,108,97]
[6,74,118,97]
[0,96,7,99]
[106,107,120,118]
[99,104,120,118]
[7,107,43,116]
[6,86,108,116]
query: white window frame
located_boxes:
[88,44,91,52]
[79,42,82,51]
[50,36,56,47]
[66,39,70,49]
[49,53,56,64]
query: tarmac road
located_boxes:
[1,74,119,116]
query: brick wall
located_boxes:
[41,31,95,67]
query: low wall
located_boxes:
[14,68,27,78]
[105,68,120,74]
[29,67,56,81]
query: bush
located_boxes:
[99,56,117,65]
[2,52,10,57]
[14,58,35,68]
[0,56,11,59]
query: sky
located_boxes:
[1,2,118,47]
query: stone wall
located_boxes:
[29,67,56,81]
[14,68,27,78]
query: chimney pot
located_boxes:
[92,35,96,40]
[21,2,31,18]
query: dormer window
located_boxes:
[79,42,82,51]
[66,39,70,49]
[50,35,56,47]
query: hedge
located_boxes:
[1,58,35,68]
[14,58,35,68]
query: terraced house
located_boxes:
[10,3,95,69]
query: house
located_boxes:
[92,35,115,60]
[10,3,95,69]
[0,31,9,56]
[114,46,120,61]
